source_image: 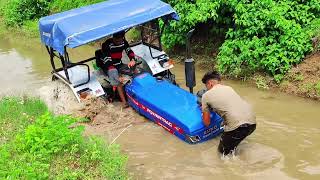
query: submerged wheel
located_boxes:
[51,75,58,81]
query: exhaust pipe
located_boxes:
[185,29,195,93]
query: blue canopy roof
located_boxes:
[39,0,179,55]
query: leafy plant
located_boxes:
[315,82,320,96]
[299,83,314,94]
[0,97,47,144]
[164,0,319,80]
[49,0,104,13]
[294,74,304,82]
[0,97,128,179]
[3,0,50,26]
[254,75,269,90]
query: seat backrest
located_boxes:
[95,49,103,60]
[94,49,103,70]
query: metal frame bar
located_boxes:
[45,45,95,87]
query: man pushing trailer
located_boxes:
[200,71,257,155]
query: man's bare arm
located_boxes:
[202,111,211,127]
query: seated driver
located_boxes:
[96,30,136,108]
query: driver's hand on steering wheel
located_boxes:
[128,60,136,68]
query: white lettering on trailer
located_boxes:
[42,32,51,38]
[146,108,172,127]
[127,94,184,134]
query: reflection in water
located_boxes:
[0,36,51,95]
[0,35,96,96]
[1,35,320,179]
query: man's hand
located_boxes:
[202,111,211,127]
[128,60,136,68]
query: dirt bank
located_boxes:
[38,81,146,143]
[275,52,320,100]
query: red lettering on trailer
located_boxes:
[127,94,184,134]
[157,122,174,134]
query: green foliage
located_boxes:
[315,82,320,96]
[306,18,320,50]
[1,0,104,26]
[0,97,128,179]
[126,28,141,43]
[0,0,6,15]
[21,20,40,37]
[3,0,50,26]
[163,0,222,48]
[254,75,269,90]
[1,0,318,80]
[293,74,304,82]
[0,97,47,144]
[216,0,316,79]
[50,0,104,13]
[299,83,314,94]
[164,0,319,80]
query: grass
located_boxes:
[0,0,6,11]
[0,0,105,38]
[0,97,128,179]
[49,0,105,13]
[298,83,314,94]
[254,75,270,90]
[305,18,320,51]
[315,82,320,96]
[0,97,47,145]
[293,74,304,82]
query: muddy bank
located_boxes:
[38,81,146,143]
[250,52,320,101]
[278,52,320,100]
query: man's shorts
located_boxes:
[107,65,131,86]
[218,123,256,155]
[107,68,121,86]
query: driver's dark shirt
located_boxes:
[97,39,135,71]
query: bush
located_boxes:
[164,0,319,80]
[3,0,50,26]
[0,97,128,179]
[0,97,48,144]
[49,0,104,13]
[316,82,320,96]
[162,0,222,48]
[217,0,317,79]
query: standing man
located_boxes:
[96,31,136,108]
[201,71,256,155]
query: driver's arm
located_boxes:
[124,40,135,61]
[201,94,211,127]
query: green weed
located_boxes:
[279,80,290,90]
[0,97,47,144]
[164,0,319,80]
[299,83,314,94]
[254,75,269,90]
[2,0,50,26]
[315,82,320,96]
[50,0,104,13]
[0,97,128,179]
[294,74,304,82]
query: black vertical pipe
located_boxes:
[185,29,195,93]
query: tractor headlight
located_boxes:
[185,135,201,143]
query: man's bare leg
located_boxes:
[117,84,128,108]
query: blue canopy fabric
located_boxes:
[39,0,179,55]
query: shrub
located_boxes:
[49,0,104,13]
[0,97,128,179]
[164,0,319,80]
[3,0,50,26]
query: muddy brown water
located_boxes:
[1,35,320,180]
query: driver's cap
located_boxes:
[113,31,125,38]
